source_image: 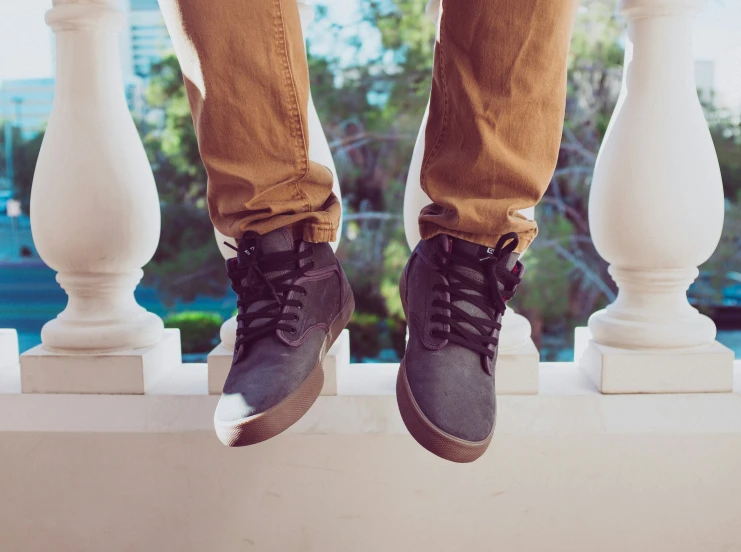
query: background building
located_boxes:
[0,0,171,137]
[120,0,173,80]
[0,78,54,138]
[0,77,145,138]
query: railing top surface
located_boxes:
[1,362,740,435]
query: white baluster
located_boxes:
[298,0,342,252]
[207,2,348,393]
[402,0,440,252]
[20,0,181,394]
[402,0,538,394]
[578,0,733,393]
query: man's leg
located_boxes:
[419,0,578,253]
[398,0,578,462]
[158,0,354,447]
[158,0,340,242]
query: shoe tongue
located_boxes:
[451,238,519,272]
[259,227,296,255]
[447,236,519,339]
[238,227,298,332]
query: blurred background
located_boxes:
[0,0,740,362]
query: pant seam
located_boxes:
[273,0,313,214]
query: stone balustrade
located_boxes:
[577,0,734,392]
[0,1,739,548]
[0,0,732,399]
[18,0,181,394]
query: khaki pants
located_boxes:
[158,0,578,252]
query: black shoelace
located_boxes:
[225,233,314,353]
[430,232,522,373]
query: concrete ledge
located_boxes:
[19,329,182,394]
[0,361,740,551]
[1,362,739,434]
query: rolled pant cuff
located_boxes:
[420,224,536,254]
[232,211,338,244]
[301,223,336,244]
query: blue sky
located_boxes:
[1,0,740,108]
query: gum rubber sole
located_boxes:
[396,361,492,463]
[214,293,355,448]
[215,359,325,447]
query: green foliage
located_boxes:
[704,98,741,201]
[307,0,435,359]
[140,54,227,304]
[348,310,404,361]
[361,0,435,113]
[511,216,575,320]
[347,311,383,360]
[143,55,205,192]
[3,0,737,363]
[136,0,741,362]
[146,202,227,305]
[567,0,624,139]
[697,90,741,304]
[163,311,223,354]
[698,203,741,304]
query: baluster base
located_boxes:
[496,340,540,394]
[207,329,349,396]
[588,267,717,350]
[19,329,182,394]
[496,310,539,394]
[575,326,733,394]
[41,271,165,354]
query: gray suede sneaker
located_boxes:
[397,232,523,463]
[214,227,354,447]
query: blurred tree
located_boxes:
[703,96,741,201]
[696,99,741,308]
[307,0,435,359]
[131,0,741,360]
[164,311,223,354]
[140,54,227,305]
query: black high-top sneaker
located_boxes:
[397,232,523,462]
[214,227,355,447]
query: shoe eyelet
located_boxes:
[293,314,300,321]
[289,328,297,334]
[297,302,303,310]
